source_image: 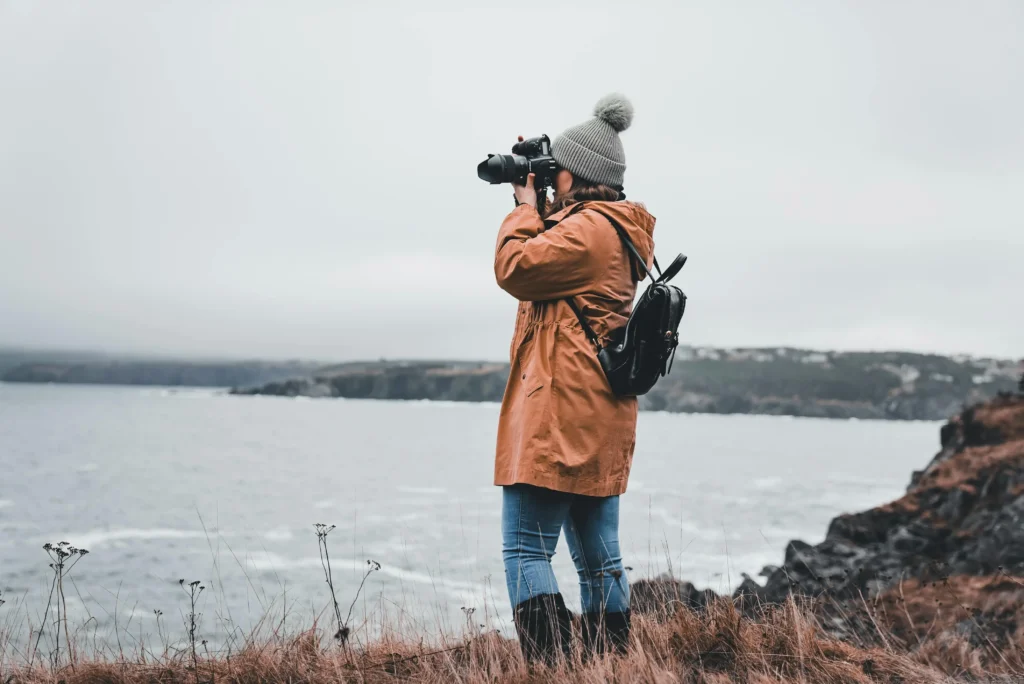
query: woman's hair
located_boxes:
[543,174,623,218]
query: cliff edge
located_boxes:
[635,390,1024,667]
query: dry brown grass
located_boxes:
[6,595,1014,684]
[866,575,1024,678]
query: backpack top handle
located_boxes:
[656,254,687,283]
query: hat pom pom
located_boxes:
[593,93,633,132]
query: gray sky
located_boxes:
[1,0,1021,361]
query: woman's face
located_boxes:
[554,169,574,196]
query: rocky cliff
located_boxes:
[634,391,1024,662]
[231,349,1021,421]
[1,359,320,388]
[231,360,510,402]
[745,391,1024,603]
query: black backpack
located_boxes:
[566,215,687,397]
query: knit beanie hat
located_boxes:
[551,93,634,188]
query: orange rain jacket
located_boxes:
[493,200,656,497]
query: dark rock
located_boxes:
[630,575,704,615]
[750,394,1024,606]
[732,576,764,607]
[681,393,1024,635]
[622,396,1024,664]
[784,539,812,564]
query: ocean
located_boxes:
[0,382,938,650]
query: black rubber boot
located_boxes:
[582,610,631,655]
[512,593,573,665]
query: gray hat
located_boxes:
[551,93,634,188]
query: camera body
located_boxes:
[477,134,559,190]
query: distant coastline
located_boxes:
[0,349,321,392]
[5,347,1019,421]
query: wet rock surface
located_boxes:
[635,393,1024,652]
[743,393,1024,606]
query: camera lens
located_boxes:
[477,154,529,185]
[477,154,507,184]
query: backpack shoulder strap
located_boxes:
[598,211,660,281]
[565,297,601,346]
[563,205,658,345]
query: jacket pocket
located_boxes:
[515,328,550,399]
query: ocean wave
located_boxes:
[641,507,705,535]
[52,528,211,549]
[751,476,783,490]
[396,486,447,495]
[264,526,293,541]
[395,513,425,522]
[145,388,220,398]
[416,400,501,408]
[824,472,891,486]
[247,552,484,594]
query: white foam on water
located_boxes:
[172,389,221,398]
[246,551,329,572]
[127,606,161,620]
[264,526,293,541]
[246,551,485,598]
[54,528,211,549]
[825,472,891,486]
[757,526,809,542]
[0,500,13,509]
[76,463,99,473]
[395,513,425,522]
[404,399,500,409]
[751,476,783,490]
[711,493,756,506]
[147,388,219,399]
[396,486,447,495]
[642,507,705,535]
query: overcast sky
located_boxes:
[1,0,1021,362]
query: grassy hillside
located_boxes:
[1,354,322,389]
[5,346,1018,420]
[233,348,1021,421]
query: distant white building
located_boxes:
[674,347,696,361]
[730,349,774,363]
[696,347,722,361]
[875,363,921,391]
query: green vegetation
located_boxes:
[4,347,1018,421]
[235,349,1020,421]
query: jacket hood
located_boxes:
[547,200,656,275]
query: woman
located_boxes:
[493,94,655,662]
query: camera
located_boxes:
[477,135,559,190]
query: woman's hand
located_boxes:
[513,173,537,209]
[511,135,538,209]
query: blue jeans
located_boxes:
[502,484,630,614]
